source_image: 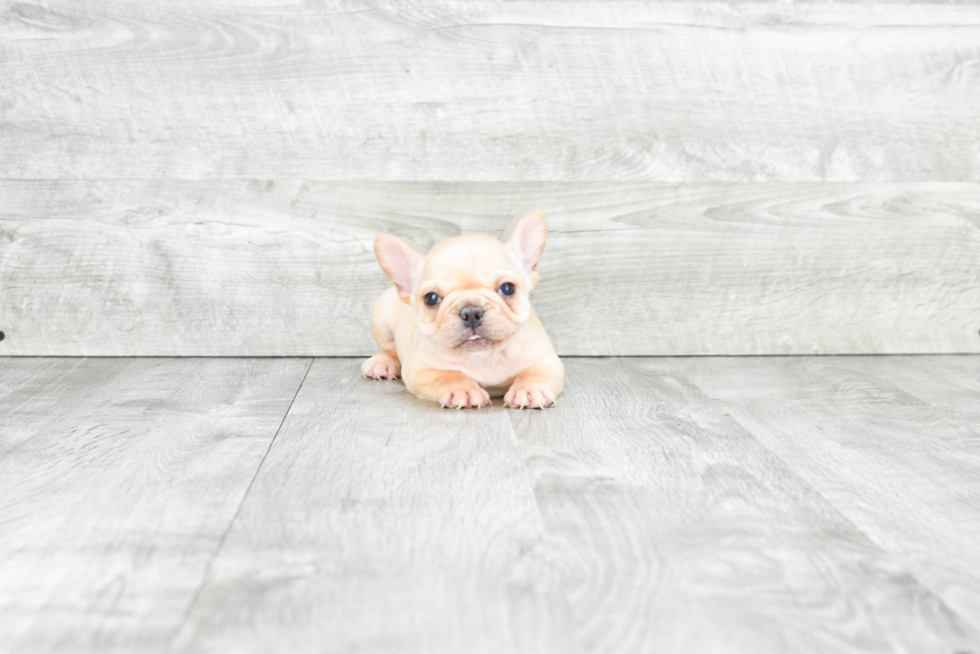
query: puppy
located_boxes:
[361,210,563,409]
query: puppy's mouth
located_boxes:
[456,330,495,349]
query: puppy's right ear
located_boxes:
[374,235,424,304]
[503,210,548,288]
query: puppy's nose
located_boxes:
[459,305,484,329]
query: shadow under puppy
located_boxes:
[362,210,564,409]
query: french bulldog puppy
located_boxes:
[361,210,563,409]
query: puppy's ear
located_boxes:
[374,235,424,303]
[504,210,548,287]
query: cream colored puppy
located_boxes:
[361,210,563,409]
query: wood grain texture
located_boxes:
[678,355,980,634]
[0,357,311,654]
[2,2,980,181]
[3,355,980,653]
[173,357,578,654]
[507,357,980,653]
[1,180,978,356]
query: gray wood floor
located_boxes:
[2,356,979,653]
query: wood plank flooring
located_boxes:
[0,358,312,654]
[2,355,979,653]
[679,356,980,632]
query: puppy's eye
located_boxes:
[423,292,441,306]
[499,283,515,296]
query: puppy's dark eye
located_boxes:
[499,283,515,296]
[423,292,441,306]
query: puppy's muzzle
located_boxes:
[459,305,484,329]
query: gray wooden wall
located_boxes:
[1,1,978,356]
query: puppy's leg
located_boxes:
[406,368,491,409]
[504,359,564,409]
[361,350,401,380]
[362,287,403,380]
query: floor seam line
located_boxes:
[506,387,587,654]
[695,385,980,637]
[166,357,315,651]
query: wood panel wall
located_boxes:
[1,1,978,355]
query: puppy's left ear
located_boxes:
[504,210,548,287]
[374,234,425,303]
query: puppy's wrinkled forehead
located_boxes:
[421,235,518,287]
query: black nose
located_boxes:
[459,305,484,329]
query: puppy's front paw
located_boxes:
[439,382,491,409]
[504,382,556,409]
[361,353,401,380]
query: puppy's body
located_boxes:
[371,281,558,398]
[362,214,563,409]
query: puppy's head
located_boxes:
[374,211,548,353]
